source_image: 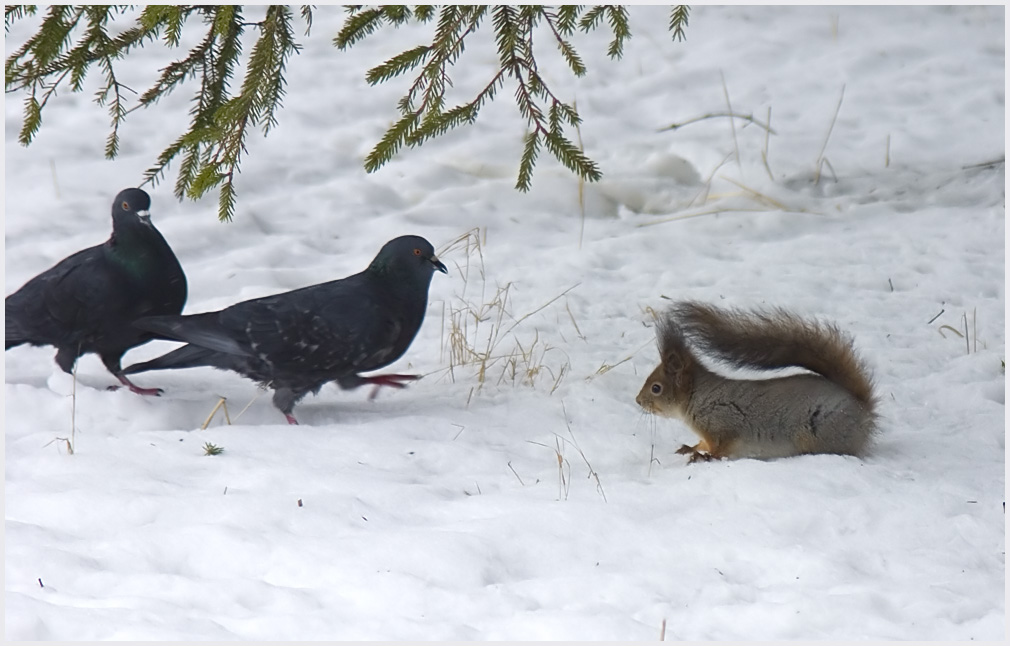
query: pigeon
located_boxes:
[123,235,448,424]
[6,188,188,395]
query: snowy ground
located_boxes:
[4,5,1005,641]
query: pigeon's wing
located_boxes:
[216,277,402,376]
[6,247,119,346]
[134,274,404,380]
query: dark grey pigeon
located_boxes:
[6,188,188,395]
[123,235,448,424]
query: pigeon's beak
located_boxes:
[428,253,448,274]
[137,209,153,226]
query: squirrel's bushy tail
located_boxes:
[672,301,876,409]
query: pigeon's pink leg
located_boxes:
[110,374,164,396]
[362,374,421,400]
[285,414,299,425]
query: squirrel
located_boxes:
[636,301,878,463]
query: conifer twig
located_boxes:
[7,6,693,215]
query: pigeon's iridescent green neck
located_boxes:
[107,220,168,276]
[367,254,405,278]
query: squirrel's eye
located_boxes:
[651,383,663,395]
[122,201,130,211]
[413,248,422,256]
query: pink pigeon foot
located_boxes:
[110,374,164,396]
[361,374,421,400]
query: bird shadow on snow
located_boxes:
[102,373,444,431]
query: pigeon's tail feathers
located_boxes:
[122,344,221,375]
[5,298,28,349]
[134,314,248,357]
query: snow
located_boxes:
[4,5,1005,641]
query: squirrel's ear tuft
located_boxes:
[662,341,694,375]
[663,346,689,375]
[662,347,694,394]
[656,309,695,391]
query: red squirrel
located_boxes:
[636,301,878,463]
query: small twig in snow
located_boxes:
[508,461,525,486]
[660,111,777,135]
[962,312,970,355]
[973,307,977,353]
[761,106,774,180]
[814,84,846,185]
[961,157,1004,171]
[720,71,741,170]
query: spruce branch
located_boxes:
[334,9,381,48]
[7,5,309,221]
[299,5,313,35]
[669,5,690,42]
[556,5,580,35]
[517,131,541,192]
[7,5,691,219]
[350,4,628,191]
[603,6,631,59]
[5,5,37,32]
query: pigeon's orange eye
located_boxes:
[413,248,422,256]
[122,201,130,211]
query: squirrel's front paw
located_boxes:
[686,450,715,464]
[676,443,715,463]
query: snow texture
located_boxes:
[4,6,1005,641]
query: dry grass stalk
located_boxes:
[659,110,776,135]
[720,177,791,211]
[814,84,845,185]
[528,405,607,502]
[528,437,570,500]
[761,106,774,180]
[574,97,587,250]
[201,396,231,429]
[438,229,575,394]
[720,70,741,170]
[561,400,606,502]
